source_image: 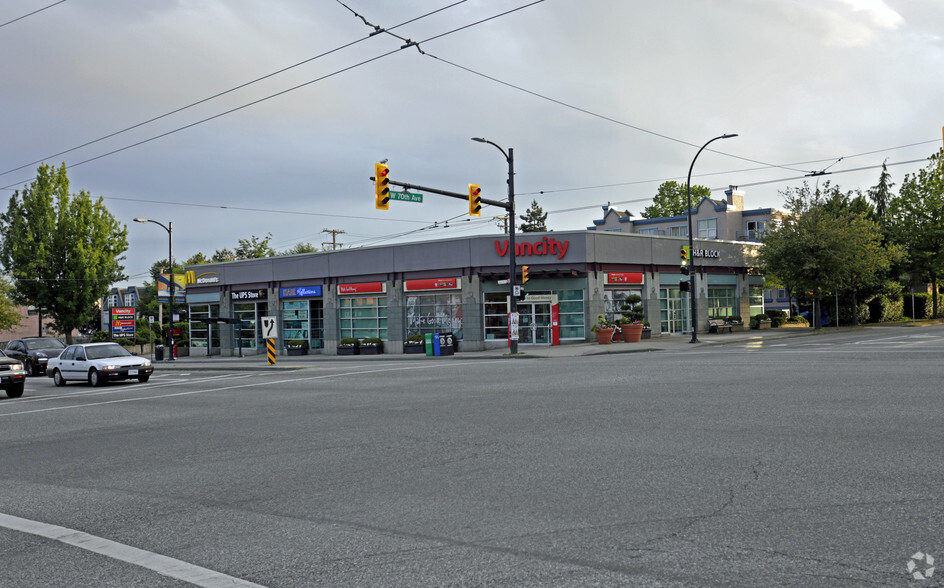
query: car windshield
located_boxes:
[26,339,66,350]
[85,344,133,360]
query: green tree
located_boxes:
[868,159,895,222]
[887,149,944,317]
[0,164,128,342]
[212,248,236,262]
[279,242,319,255]
[185,252,210,265]
[641,181,711,219]
[518,200,548,232]
[234,233,275,259]
[759,181,893,327]
[0,276,23,333]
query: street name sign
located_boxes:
[388,191,423,203]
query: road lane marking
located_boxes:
[0,512,266,587]
[0,361,506,417]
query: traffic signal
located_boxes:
[521,265,529,284]
[469,184,482,216]
[679,280,690,292]
[680,245,690,275]
[374,163,390,210]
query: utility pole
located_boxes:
[322,229,345,250]
[494,215,509,233]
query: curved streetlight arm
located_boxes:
[471,137,509,162]
[471,137,518,354]
[134,217,175,360]
[686,133,738,344]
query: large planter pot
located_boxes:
[287,347,308,356]
[621,323,644,342]
[403,344,425,354]
[641,328,651,340]
[359,345,383,355]
[337,346,358,355]
[595,328,614,344]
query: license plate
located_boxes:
[129,369,138,375]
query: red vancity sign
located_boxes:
[337,282,385,295]
[606,272,644,284]
[404,277,459,291]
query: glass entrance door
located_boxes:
[518,303,551,345]
[660,288,690,334]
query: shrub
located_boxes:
[726,315,743,324]
[361,337,383,347]
[406,334,425,344]
[286,339,308,349]
[90,331,110,343]
[749,313,769,328]
[619,294,645,324]
[867,294,904,323]
[339,337,359,347]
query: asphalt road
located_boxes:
[1,325,942,586]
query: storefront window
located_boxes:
[406,293,463,339]
[707,286,736,319]
[338,296,387,340]
[234,302,261,349]
[556,289,586,340]
[603,288,642,324]
[483,292,508,340]
[189,304,220,349]
[282,300,311,347]
[749,286,765,317]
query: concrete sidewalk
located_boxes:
[155,327,821,371]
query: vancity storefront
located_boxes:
[183,230,764,355]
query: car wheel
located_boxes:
[137,375,150,383]
[25,360,35,377]
[89,369,104,387]
[53,369,67,387]
[5,383,24,398]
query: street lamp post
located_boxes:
[471,138,518,354]
[686,133,738,344]
[134,218,175,360]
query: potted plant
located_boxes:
[359,337,384,355]
[590,314,614,344]
[404,334,426,354]
[641,320,652,340]
[726,315,744,332]
[286,339,309,356]
[337,337,359,355]
[618,294,646,342]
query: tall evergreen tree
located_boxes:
[0,164,128,342]
[868,160,896,222]
[518,200,548,232]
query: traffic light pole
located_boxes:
[373,144,519,354]
[377,179,508,209]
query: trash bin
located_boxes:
[424,333,434,356]
[155,345,164,361]
[439,333,454,356]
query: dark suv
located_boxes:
[4,337,66,376]
[0,349,26,398]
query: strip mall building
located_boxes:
[183,228,765,355]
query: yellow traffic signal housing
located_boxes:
[375,163,390,210]
[681,245,690,264]
[469,184,481,216]
[521,265,529,284]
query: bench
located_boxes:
[707,319,733,334]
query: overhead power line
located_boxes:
[0,0,67,29]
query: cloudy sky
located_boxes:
[2,0,942,286]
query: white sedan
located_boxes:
[47,342,153,387]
